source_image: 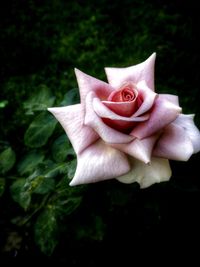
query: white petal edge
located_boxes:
[116,157,172,189]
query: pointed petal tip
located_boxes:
[47,107,56,113]
[74,67,81,74]
[145,52,156,63]
[69,180,76,186]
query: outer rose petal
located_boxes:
[174,114,200,153]
[70,140,130,186]
[85,92,134,143]
[75,68,113,103]
[153,123,194,161]
[48,104,99,154]
[105,53,156,90]
[159,94,179,106]
[131,95,182,139]
[117,157,172,188]
[111,134,159,164]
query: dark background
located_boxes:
[0,0,200,265]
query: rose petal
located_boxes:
[107,82,138,102]
[116,157,172,188]
[70,140,130,186]
[111,134,159,163]
[159,94,179,106]
[133,80,157,117]
[74,68,113,103]
[93,97,149,122]
[131,95,182,139]
[102,100,138,117]
[48,104,99,154]
[105,53,156,90]
[85,92,134,143]
[174,114,200,153]
[153,123,194,161]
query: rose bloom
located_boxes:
[48,53,200,188]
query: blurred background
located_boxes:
[0,0,200,265]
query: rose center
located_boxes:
[107,83,137,103]
[122,88,135,102]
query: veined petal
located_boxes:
[111,134,158,163]
[105,53,156,90]
[75,68,113,103]
[174,114,200,153]
[48,104,99,154]
[117,157,172,189]
[153,123,194,161]
[85,92,134,143]
[131,95,182,139]
[70,140,130,186]
[133,80,157,117]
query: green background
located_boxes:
[0,0,200,264]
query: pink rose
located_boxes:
[48,53,200,188]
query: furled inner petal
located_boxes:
[93,97,149,133]
[153,123,194,161]
[48,104,99,154]
[69,140,130,186]
[93,97,149,122]
[173,114,200,154]
[103,82,141,117]
[116,157,172,188]
[74,68,114,103]
[85,91,134,143]
[107,82,138,102]
[105,53,156,90]
[103,101,140,117]
[131,95,182,139]
[132,80,157,117]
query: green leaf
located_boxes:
[23,85,55,114]
[45,162,68,178]
[33,176,55,194]
[0,147,16,174]
[51,135,75,163]
[17,151,45,175]
[10,179,31,210]
[0,178,5,197]
[34,208,58,255]
[24,112,57,148]
[60,88,79,106]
